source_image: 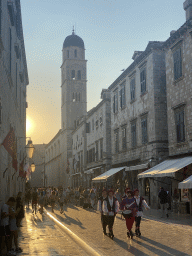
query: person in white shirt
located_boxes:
[1,197,16,255]
[97,189,108,235]
[102,189,119,239]
[134,189,150,237]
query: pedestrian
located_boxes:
[25,190,31,208]
[50,191,57,213]
[66,187,71,203]
[97,189,108,235]
[59,190,65,213]
[15,192,24,227]
[134,189,150,237]
[90,189,96,209]
[158,187,169,218]
[74,189,80,206]
[114,189,122,204]
[102,189,119,239]
[32,189,39,214]
[38,192,45,214]
[9,201,22,254]
[120,189,137,239]
[1,197,16,255]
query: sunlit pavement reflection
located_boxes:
[17,206,89,256]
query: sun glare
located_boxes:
[26,117,33,134]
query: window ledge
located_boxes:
[176,141,187,147]
[130,99,136,104]
[121,106,126,111]
[173,76,184,85]
[140,91,148,97]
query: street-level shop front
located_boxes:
[178,175,192,215]
[138,156,192,212]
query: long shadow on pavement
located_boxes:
[138,236,189,256]
[54,212,86,230]
[113,237,149,256]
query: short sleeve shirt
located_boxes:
[1,203,9,226]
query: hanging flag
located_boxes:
[2,128,18,171]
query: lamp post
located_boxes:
[25,139,35,159]
[30,163,35,173]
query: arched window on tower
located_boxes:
[71,70,75,79]
[72,92,75,102]
[78,93,80,101]
[67,50,69,58]
[74,49,77,58]
[77,70,81,80]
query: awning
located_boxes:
[84,166,103,174]
[92,166,127,183]
[84,169,94,174]
[178,175,192,189]
[138,156,192,179]
[71,172,81,176]
[126,163,148,171]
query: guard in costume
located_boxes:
[97,189,108,235]
[120,188,137,239]
[102,189,119,239]
[134,189,150,236]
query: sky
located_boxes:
[21,0,186,144]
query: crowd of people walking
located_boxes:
[0,184,171,255]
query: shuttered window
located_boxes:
[175,109,185,142]
[130,77,135,101]
[173,48,182,80]
[122,126,126,150]
[120,84,125,109]
[140,68,146,94]
[141,117,148,144]
[113,90,118,113]
[114,129,119,153]
[131,122,136,148]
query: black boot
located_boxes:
[135,229,138,236]
[138,228,141,237]
[130,230,133,239]
[127,231,130,238]
[103,228,107,235]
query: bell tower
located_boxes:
[60,29,87,186]
[61,29,87,130]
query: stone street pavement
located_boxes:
[17,207,89,256]
[46,203,192,256]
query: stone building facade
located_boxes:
[71,116,86,187]
[45,130,62,188]
[30,144,46,188]
[106,42,169,204]
[165,1,192,157]
[71,90,112,188]
[0,0,29,203]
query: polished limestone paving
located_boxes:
[15,204,192,256]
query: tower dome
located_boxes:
[63,30,84,49]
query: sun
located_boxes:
[26,117,33,134]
